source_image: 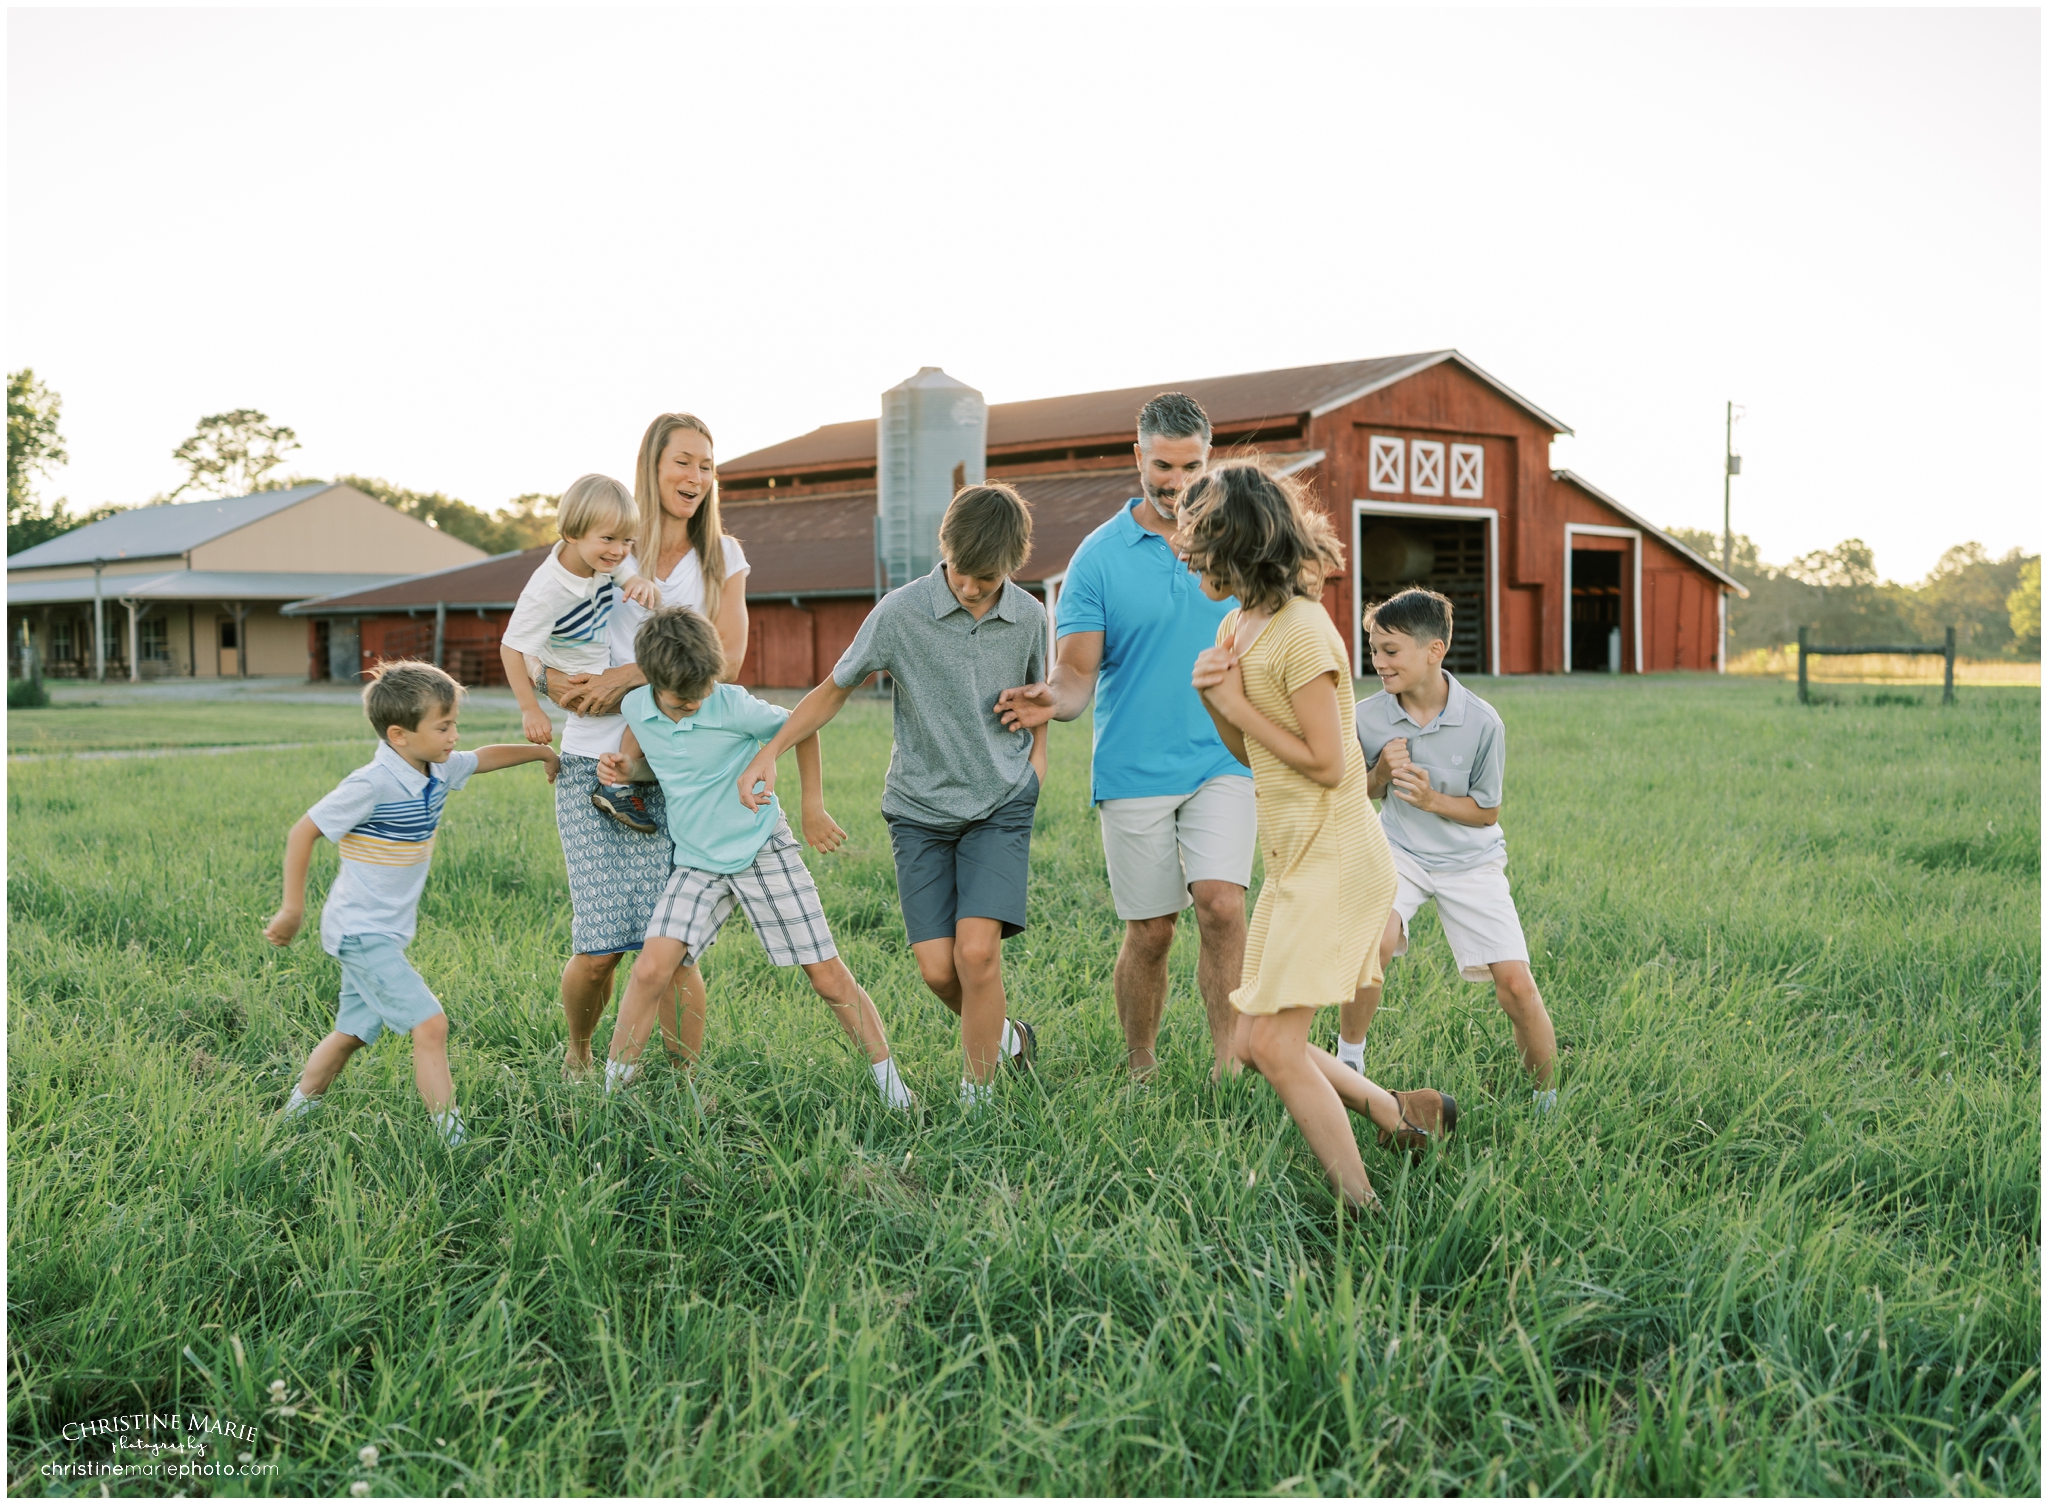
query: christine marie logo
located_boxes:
[62,1409,258,1450]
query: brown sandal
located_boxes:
[1378,1089,1458,1157]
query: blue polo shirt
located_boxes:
[1056,499,1248,803]
[622,683,790,874]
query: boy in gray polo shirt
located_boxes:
[737,484,1047,1107]
[1348,590,1558,1109]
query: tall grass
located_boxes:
[7,677,2038,1495]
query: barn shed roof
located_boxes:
[6,484,335,569]
[1552,470,1749,597]
[284,548,549,614]
[722,353,1568,477]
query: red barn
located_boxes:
[718,351,1742,684]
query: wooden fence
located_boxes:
[1797,625,1956,705]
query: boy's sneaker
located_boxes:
[1531,1088,1558,1116]
[1004,1019,1037,1073]
[591,786,659,834]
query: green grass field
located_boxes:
[7,677,2039,1495]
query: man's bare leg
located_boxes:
[1189,880,1246,1082]
[1113,914,1176,1077]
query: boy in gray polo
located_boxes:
[736,484,1047,1107]
[1348,589,1559,1109]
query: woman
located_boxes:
[545,412,751,1077]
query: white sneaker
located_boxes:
[1531,1088,1558,1116]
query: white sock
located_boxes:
[604,1059,639,1094]
[1001,1020,1022,1058]
[871,1056,911,1110]
[431,1105,466,1146]
[283,1086,319,1119]
[959,1077,993,1109]
[1335,1037,1366,1073]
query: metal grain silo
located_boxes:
[877,367,986,590]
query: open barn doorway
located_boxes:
[1355,512,1489,676]
[1569,548,1624,671]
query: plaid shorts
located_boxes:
[645,818,838,967]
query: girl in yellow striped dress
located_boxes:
[1182,462,1456,1210]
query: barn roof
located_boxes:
[6,483,336,568]
[284,548,550,614]
[722,353,1568,476]
[8,569,402,607]
[1552,470,1749,597]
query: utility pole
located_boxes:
[1722,402,1741,669]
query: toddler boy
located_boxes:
[499,472,662,831]
[1346,589,1559,1109]
[735,484,1048,1107]
[597,608,910,1109]
[266,660,560,1143]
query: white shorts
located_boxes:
[1098,775,1257,921]
[1388,845,1529,983]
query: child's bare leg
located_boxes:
[801,956,891,1063]
[1491,960,1556,1087]
[410,1012,454,1114]
[609,939,689,1067]
[1244,1007,1376,1208]
[657,964,707,1065]
[296,1031,365,1098]
[912,922,1006,1083]
[1339,912,1403,1048]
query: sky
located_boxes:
[8,5,2040,583]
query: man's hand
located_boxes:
[618,576,663,609]
[802,803,847,853]
[263,907,302,948]
[995,683,1057,732]
[596,751,634,786]
[521,707,555,746]
[1389,762,1437,812]
[736,748,778,811]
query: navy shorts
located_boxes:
[886,775,1038,945]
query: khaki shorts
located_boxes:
[1389,846,1530,982]
[1098,774,1256,921]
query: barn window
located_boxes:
[1410,441,1445,495]
[1367,436,1404,493]
[1450,444,1484,498]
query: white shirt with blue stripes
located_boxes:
[501,543,621,679]
[308,741,480,955]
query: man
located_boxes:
[996,392,1254,1080]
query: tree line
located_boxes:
[7,370,558,559]
[1666,527,2040,661]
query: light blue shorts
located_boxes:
[332,933,444,1045]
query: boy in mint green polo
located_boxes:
[595,607,909,1108]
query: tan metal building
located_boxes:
[6,483,486,680]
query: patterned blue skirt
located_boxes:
[555,755,675,956]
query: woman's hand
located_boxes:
[558,664,646,718]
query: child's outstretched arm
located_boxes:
[263,815,325,946]
[471,743,562,782]
[596,727,650,788]
[792,733,846,853]
[500,645,556,747]
[737,676,854,811]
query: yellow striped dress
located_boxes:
[1223,597,1399,1015]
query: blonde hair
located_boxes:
[556,473,636,541]
[634,413,728,624]
[939,483,1033,578]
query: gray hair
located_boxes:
[1136,391,1211,446]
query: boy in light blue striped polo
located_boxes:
[264,661,560,1144]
